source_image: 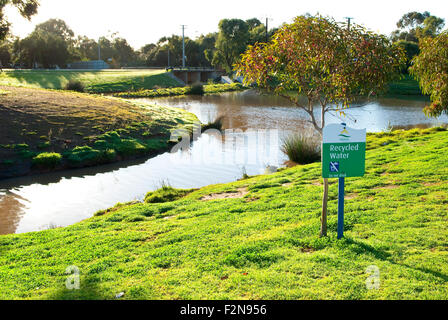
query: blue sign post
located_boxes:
[322,123,366,239]
[337,177,345,239]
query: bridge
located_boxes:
[168,67,224,85]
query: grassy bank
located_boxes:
[113,83,246,98]
[0,127,447,299]
[0,69,182,93]
[0,86,198,179]
[386,75,428,99]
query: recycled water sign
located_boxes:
[322,123,366,179]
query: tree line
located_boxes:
[0,16,274,71]
[0,2,445,77]
[391,11,445,70]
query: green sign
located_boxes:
[322,123,366,178]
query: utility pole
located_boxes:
[98,37,101,61]
[181,25,187,68]
[264,17,272,42]
[168,49,170,68]
[344,17,354,31]
[266,17,269,42]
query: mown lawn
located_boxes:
[0,69,182,93]
[0,128,447,300]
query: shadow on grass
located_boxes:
[344,237,448,283]
[48,274,111,300]
[343,238,391,260]
[2,70,89,89]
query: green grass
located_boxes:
[386,75,429,99]
[32,152,62,169]
[0,69,182,93]
[114,83,246,98]
[144,186,197,204]
[0,128,447,300]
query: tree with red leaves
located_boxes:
[235,15,406,134]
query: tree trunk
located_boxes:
[320,178,329,237]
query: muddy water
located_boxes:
[1,90,447,235]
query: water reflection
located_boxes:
[144,91,446,132]
[0,130,284,234]
[1,90,447,234]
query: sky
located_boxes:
[5,0,448,49]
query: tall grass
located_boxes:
[281,133,321,165]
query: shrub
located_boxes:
[144,186,195,204]
[32,152,62,168]
[114,139,147,156]
[64,80,85,92]
[281,133,321,165]
[202,116,224,132]
[66,146,102,164]
[186,83,204,95]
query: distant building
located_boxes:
[67,60,110,70]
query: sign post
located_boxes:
[322,123,366,239]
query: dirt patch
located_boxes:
[345,193,359,200]
[422,182,442,187]
[300,247,315,254]
[0,86,147,146]
[0,85,187,178]
[284,160,299,168]
[311,180,322,186]
[200,188,249,201]
[282,182,293,187]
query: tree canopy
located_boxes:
[0,0,39,41]
[212,18,271,73]
[410,31,448,117]
[236,15,406,133]
[391,11,445,43]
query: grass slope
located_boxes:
[0,69,182,93]
[114,83,246,98]
[0,86,198,178]
[0,128,447,300]
[386,75,428,99]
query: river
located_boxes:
[0,90,447,234]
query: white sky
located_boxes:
[5,0,448,49]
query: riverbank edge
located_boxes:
[0,94,200,180]
[112,83,247,99]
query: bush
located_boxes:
[64,80,85,92]
[202,116,224,132]
[186,83,204,95]
[144,186,195,204]
[66,146,102,164]
[281,133,321,165]
[32,152,62,168]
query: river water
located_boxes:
[1,90,447,234]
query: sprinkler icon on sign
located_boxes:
[330,162,340,173]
